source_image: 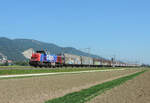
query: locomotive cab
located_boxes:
[30,50,47,62]
[29,51,46,67]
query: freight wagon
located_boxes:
[63,53,81,67]
[81,56,93,67]
[93,59,102,67]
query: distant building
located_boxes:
[0,59,13,65]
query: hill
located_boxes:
[0,37,103,61]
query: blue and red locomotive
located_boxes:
[29,50,63,68]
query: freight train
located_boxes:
[29,50,139,68]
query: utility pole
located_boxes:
[84,48,91,66]
[80,48,91,57]
[85,48,91,57]
[111,54,116,67]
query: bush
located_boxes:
[14,61,29,66]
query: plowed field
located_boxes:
[0,69,141,103]
[88,69,150,103]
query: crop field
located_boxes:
[0,67,126,75]
[45,70,146,103]
[0,68,144,103]
[88,69,150,103]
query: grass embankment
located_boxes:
[45,70,146,103]
[0,65,32,68]
[0,67,122,75]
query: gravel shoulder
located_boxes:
[88,69,150,103]
[0,69,141,103]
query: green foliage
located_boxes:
[45,70,146,103]
[0,37,102,61]
[4,61,9,66]
[0,63,7,66]
[141,64,150,67]
[13,61,29,66]
[0,61,9,66]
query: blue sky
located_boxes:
[0,0,150,64]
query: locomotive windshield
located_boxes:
[36,51,46,54]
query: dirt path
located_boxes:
[88,69,150,103]
[0,69,140,103]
